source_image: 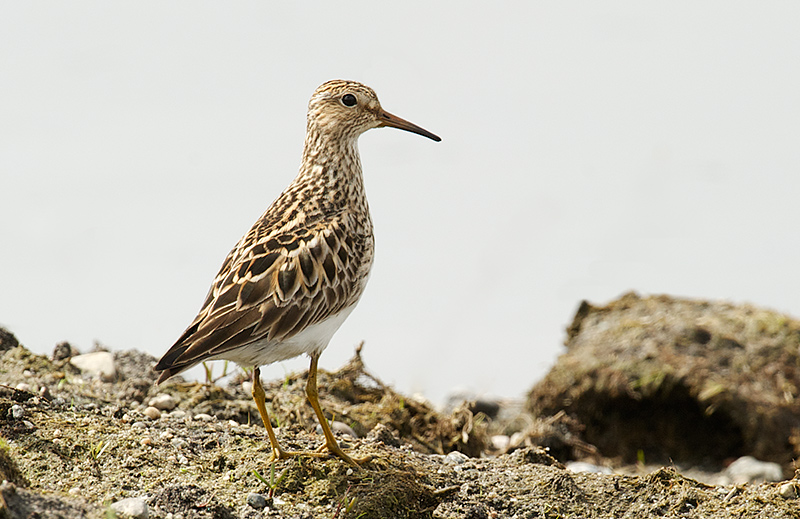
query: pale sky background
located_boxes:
[1,2,799,405]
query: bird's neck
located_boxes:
[299,127,364,187]
[293,126,370,218]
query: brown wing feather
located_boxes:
[154,217,367,378]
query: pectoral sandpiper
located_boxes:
[154,80,440,466]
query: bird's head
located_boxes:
[307,80,441,142]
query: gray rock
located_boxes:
[246,492,268,509]
[725,456,783,483]
[69,351,116,381]
[52,341,73,361]
[9,404,25,420]
[444,451,470,465]
[110,497,149,519]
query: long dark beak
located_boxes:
[378,110,441,142]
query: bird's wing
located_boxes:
[154,215,366,380]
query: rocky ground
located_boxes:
[2,293,800,518]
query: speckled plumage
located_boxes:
[154,79,439,466]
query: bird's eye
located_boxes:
[341,94,357,107]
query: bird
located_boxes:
[154,79,440,467]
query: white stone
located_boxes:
[69,351,116,381]
[143,407,161,420]
[725,456,783,483]
[148,394,177,411]
[491,435,510,451]
[779,482,797,499]
[110,497,149,519]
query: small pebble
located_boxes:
[39,386,51,399]
[140,438,153,447]
[316,421,357,438]
[15,383,32,392]
[246,493,268,509]
[491,435,510,451]
[725,456,783,483]
[444,451,470,465]
[171,438,188,449]
[143,407,161,420]
[170,410,187,420]
[131,422,148,429]
[148,394,177,411]
[779,482,797,499]
[110,497,149,519]
[241,381,253,395]
[9,405,25,420]
[22,369,33,378]
[193,413,213,422]
[69,351,116,381]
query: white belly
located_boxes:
[214,306,356,367]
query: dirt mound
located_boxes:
[528,292,800,473]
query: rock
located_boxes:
[143,407,161,420]
[246,492,268,509]
[109,497,149,519]
[316,420,357,438]
[193,413,213,422]
[52,341,73,361]
[14,383,32,393]
[8,405,25,420]
[725,456,783,484]
[491,435,510,451]
[779,482,797,499]
[444,451,470,465]
[148,394,177,411]
[69,351,116,381]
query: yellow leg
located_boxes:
[305,353,371,467]
[251,367,327,462]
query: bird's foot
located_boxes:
[317,438,372,467]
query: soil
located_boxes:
[528,292,800,474]
[2,293,800,518]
